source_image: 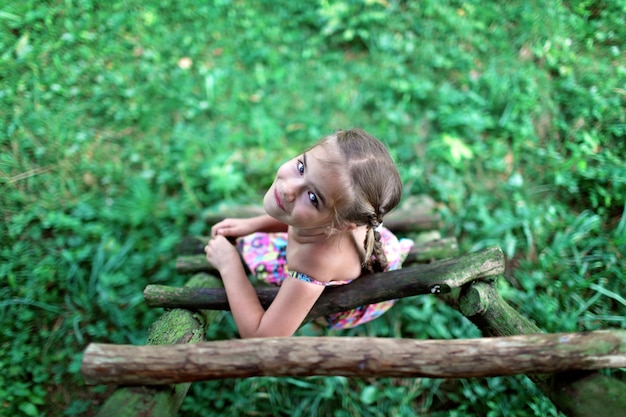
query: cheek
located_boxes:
[263,184,282,217]
[293,199,332,224]
[291,200,316,221]
[262,187,273,209]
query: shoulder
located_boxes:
[287,232,363,283]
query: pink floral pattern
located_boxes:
[237,227,413,329]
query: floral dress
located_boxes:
[236,227,413,329]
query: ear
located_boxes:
[341,222,358,232]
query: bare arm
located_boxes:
[205,235,324,338]
[211,214,288,237]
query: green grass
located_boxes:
[1,0,625,416]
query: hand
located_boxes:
[211,218,258,238]
[204,235,241,274]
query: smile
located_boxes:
[274,187,286,211]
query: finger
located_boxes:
[211,220,226,236]
[212,223,228,236]
[217,227,232,237]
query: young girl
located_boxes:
[204,128,412,338]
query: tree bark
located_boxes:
[147,246,504,321]
[458,280,626,417]
[548,371,626,417]
[92,273,221,417]
[202,195,441,233]
[381,194,442,232]
[404,237,458,264]
[82,330,626,386]
[176,237,459,274]
[459,279,542,337]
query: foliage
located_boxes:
[1,0,624,415]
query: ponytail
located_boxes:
[362,224,388,274]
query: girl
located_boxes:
[204,128,412,338]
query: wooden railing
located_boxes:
[82,200,626,417]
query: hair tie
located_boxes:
[374,222,383,232]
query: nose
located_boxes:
[282,179,300,203]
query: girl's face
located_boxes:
[263,143,345,230]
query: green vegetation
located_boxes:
[1,0,624,415]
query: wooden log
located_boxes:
[404,237,458,264]
[82,330,626,385]
[202,195,441,234]
[458,280,626,417]
[176,236,458,275]
[176,253,215,274]
[203,205,265,224]
[459,279,542,337]
[382,195,442,232]
[92,273,221,417]
[147,246,504,321]
[548,371,626,417]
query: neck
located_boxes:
[289,224,337,244]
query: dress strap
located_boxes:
[287,270,353,286]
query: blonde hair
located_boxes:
[316,128,402,273]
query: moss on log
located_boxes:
[459,279,542,336]
[458,279,626,417]
[148,246,504,322]
[92,273,222,417]
[176,237,458,275]
[549,371,626,417]
[404,237,458,263]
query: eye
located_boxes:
[296,159,304,175]
[308,192,319,208]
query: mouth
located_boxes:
[274,187,286,211]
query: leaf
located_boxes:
[0,11,21,22]
[360,385,378,405]
[442,134,473,164]
[589,283,626,307]
[15,33,31,58]
[18,402,39,417]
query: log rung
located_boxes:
[147,246,504,322]
[82,330,626,386]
